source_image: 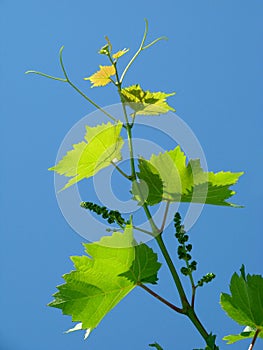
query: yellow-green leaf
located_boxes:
[112,48,129,59]
[49,122,124,190]
[121,84,175,115]
[49,226,161,334]
[132,146,243,207]
[84,65,116,87]
[223,326,263,344]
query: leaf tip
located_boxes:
[240,264,246,280]
[59,45,65,54]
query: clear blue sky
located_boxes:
[1,1,263,349]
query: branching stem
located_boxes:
[120,19,167,83]
[113,55,215,348]
[26,47,118,123]
[111,161,132,180]
[155,234,188,308]
[133,226,155,237]
[160,201,171,232]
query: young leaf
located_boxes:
[223,326,263,344]
[132,146,243,207]
[98,37,112,55]
[112,48,129,59]
[49,225,161,334]
[220,266,263,330]
[121,84,175,115]
[84,65,116,87]
[49,122,124,190]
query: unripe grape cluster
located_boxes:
[197,273,216,287]
[174,212,197,276]
[80,201,128,226]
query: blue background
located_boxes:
[1,1,262,349]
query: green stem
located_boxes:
[185,259,196,308]
[132,225,155,237]
[123,108,217,349]
[67,79,117,122]
[186,308,209,342]
[155,234,188,308]
[160,201,170,232]
[113,58,136,179]
[117,68,188,307]
[113,50,217,350]
[111,161,132,180]
[58,46,118,123]
[25,70,67,82]
[26,47,118,123]
[121,108,188,309]
[120,19,148,83]
[120,19,167,83]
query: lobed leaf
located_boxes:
[120,243,161,284]
[132,158,163,206]
[121,84,175,115]
[49,122,124,190]
[84,65,116,87]
[132,145,243,207]
[49,225,161,335]
[220,266,263,332]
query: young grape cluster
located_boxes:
[80,201,128,226]
[174,212,216,286]
[173,212,197,276]
[197,273,216,287]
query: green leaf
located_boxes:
[220,266,263,330]
[223,326,263,344]
[49,122,124,190]
[49,225,161,334]
[120,243,161,284]
[121,84,175,115]
[149,342,164,350]
[133,146,243,207]
[132,158,163,205]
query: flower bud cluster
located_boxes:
[174,212,197,276]
[80,201,127,226]
[197,273,216,287]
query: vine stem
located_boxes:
[120,19,167,83]
[111,161,132,180]
[115,60,213,346]
[26,47,118,123]
[117,90,214,349]
[133,226,155,237]
[160,201,170,232]
[155,234,188,307]
[191,285,197,309]
[41,33,217,349]
[139,283,183,314]
[248,329,260,350]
